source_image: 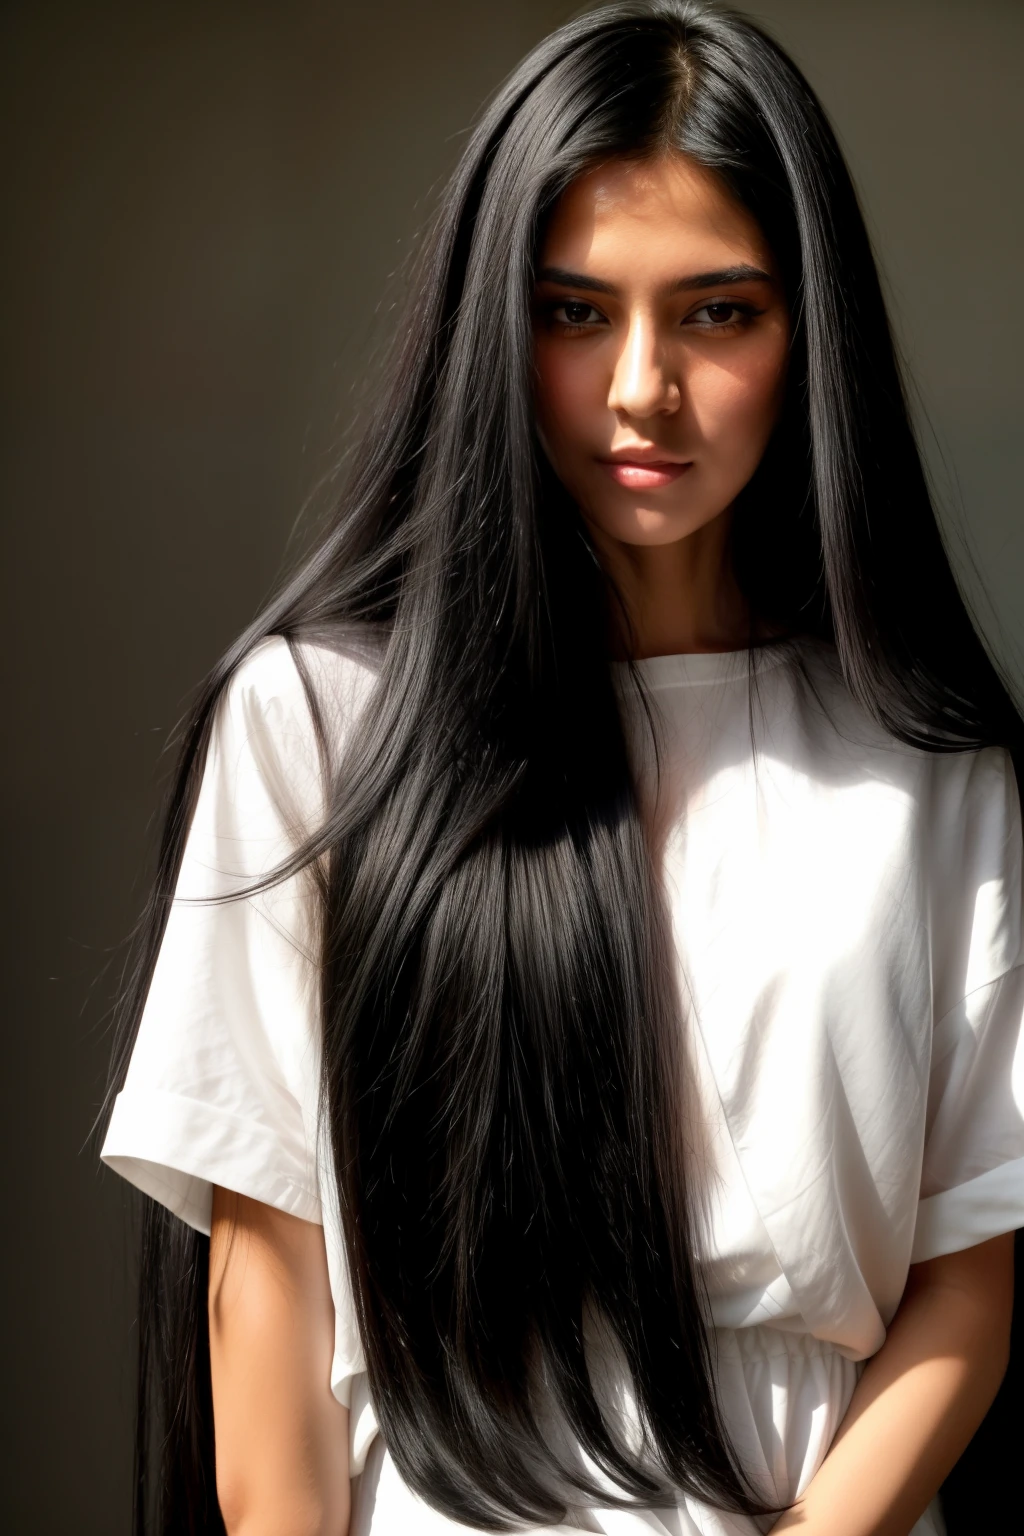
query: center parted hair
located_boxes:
[107,5,1024,1532]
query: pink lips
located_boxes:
[601,459,691,490]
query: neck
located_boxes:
[588,509,754,660]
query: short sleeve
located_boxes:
[912,745,1024,1263]
[101,637,328,1235]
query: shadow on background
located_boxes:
[1,3,1021,1531]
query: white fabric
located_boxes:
[101,632,1024,1534]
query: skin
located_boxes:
[770,1234,1014,1534]
[209,1189,350,1536]
[532,151,790,657]
[208,153,1015,1536]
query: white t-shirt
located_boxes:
[102,633,1024,1535]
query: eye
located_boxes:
[551,299,606,328]
[688,300,758,328]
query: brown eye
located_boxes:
[554,300,604,326]
[689,300,758,328]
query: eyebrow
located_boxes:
[536,263,773,294]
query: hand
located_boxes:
[768,1234,1013,1536]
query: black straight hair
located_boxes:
[104,3,1024,1531]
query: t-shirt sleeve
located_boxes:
[912,744,1024,1263]
[101,637,328,1235]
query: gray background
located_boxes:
[2,2,1021,1531]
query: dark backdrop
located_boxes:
[2,3,1021,1532]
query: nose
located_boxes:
[607,311,681,419]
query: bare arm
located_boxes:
[209,1187,351,1536]
[771,1231,1015,1535]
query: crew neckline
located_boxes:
[621,635,806,689]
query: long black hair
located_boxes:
[105,3,1024,1531]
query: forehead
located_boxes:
[540,152,772,275]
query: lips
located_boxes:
[600,458,691,490]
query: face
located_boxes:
[532,153,790,556]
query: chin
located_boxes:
[589,503,715,548]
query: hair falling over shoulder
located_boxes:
[104,4,1024,1531]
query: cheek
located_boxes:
[533,340,606,451]
[689,339,787,459]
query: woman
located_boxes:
[100,4,1023,1534]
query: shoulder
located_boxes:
[210,630,384,836]
[225,630,381,722]
[787,638,1020,806]
[783,640,1023,1003]
[221,630,383,755]
[778,639,1021,882]
[928,741,1024,1016]
[924,741,1021,915]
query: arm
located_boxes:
[209,1187,351,1536]
[771,1232,1015,1535]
